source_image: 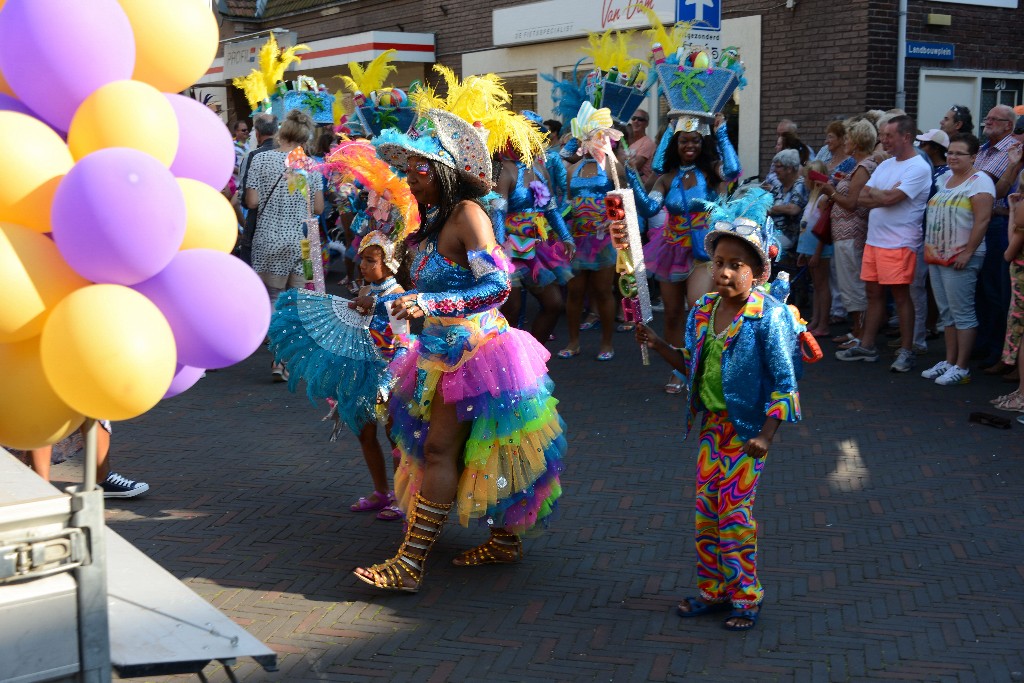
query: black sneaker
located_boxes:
[101,472,150,498]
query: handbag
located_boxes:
[238,170,285,265]
[810,199,833,245]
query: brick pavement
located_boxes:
[51,315,1024,682]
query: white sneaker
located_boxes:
[921,360,951,379]
[935,365,971,385]
[890,348,916,373]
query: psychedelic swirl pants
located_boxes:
[695,410,765,608]
[1000,262,1024,366]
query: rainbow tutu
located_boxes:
[644,213,699,282]
[389,308,565,533]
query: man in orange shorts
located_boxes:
[836,115,932,372]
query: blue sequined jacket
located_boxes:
[679,290,801,442]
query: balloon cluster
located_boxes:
[0,0,271,449]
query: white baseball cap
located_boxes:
[916,129,950,149]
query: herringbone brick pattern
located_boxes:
[52,319,1024,682]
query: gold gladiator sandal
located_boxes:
[352,494,451,593]
[451,527,523,566]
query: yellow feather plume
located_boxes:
[638,6,693,58]
[231,33,309,110]
[581,30,644,73]
[410,65,547,166]
[337,49,398,95]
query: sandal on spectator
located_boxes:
[832,332,856,344]
[350,490,394,512]
[991,389,1020,405]
[994,393,1024,413]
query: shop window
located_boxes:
[499,73,538,114]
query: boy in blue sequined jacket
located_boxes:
[628,187,801,632]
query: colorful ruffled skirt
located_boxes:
[644,211,703,282]
[570,196,616,272]
[389,308,566,534]
[268,289,386,434]
[504,211,573,288]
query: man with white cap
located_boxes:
[917,128,950,186]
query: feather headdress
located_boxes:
[540,59,589,125]
[337,49,398,96]
[231,33,309,110]
[410,65,547,166]
[701,186,777,285]
[581,30,645,74]
[638,6,693,61]
[319,137,419,242]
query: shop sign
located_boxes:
[493,0,676,47]
[223,32,299,80]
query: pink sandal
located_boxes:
[350,490,394,512]
[376,504,405,521]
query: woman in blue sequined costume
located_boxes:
[493,151,575,344]
[627,115,741,391]
[268,230,410,521]
[559,148,623,361]
[352,106,566,593]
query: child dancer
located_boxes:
[269,230,409,521]
[632,189,802,631]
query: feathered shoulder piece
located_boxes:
[231,34,309,110]
[338,49,398,96]
[411,65,547,166]
[319,136,420,242]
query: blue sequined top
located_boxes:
[665,167,712,215]
[508,164,534,212]
[410,239,511,317]
[569,159,614,199]
[506,162,572,243]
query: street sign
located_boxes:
[676,0,722,30]
[905,41,955,61]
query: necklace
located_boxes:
[710,297,730,339]
[369,276,399,295]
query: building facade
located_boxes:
[210,0,1023,176]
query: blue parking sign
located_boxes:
[676,0,722,30]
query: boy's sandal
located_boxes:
[676,596,731,618]
[616,322,635,333]
[579,316,599,330]
[376,504,405,521]
[557,347,581,359]
[968,412,1012,429]
[595,350,615,361]
[665,381,684,395]
[350,490,394,512]
[723,606,762,631]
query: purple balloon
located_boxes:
[164,364,205,399]
[165,94,235,191]
[0,93,37,118]
[0,0,134,132]
[51,148,186,285]
[133,249,272,369]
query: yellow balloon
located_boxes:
[177,178,239,252]
[40,284,176,421]
[0,112,74,233]
[67,80,179,166]
[118,0,219,93]
[0,222,89,343]
[0,337,85,450]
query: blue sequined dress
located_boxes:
[389,239,566,533]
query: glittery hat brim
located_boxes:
[704,229,772,286]
[373,110,492,196]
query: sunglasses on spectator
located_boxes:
[984,117,1013,123]
[630,116,648,122]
